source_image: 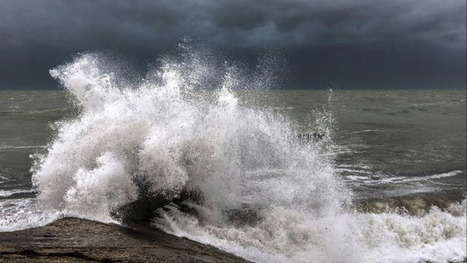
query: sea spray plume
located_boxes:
[48,45,467,263]
[29,45,466,262]
[32,43,347,220]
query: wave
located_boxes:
[0,198,61,232]
[0,145,46,150]
[0,189,36,198]
[22,44,467,262]
[343,170,464,186]
[154,200,466,263]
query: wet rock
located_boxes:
[0,217,249,263]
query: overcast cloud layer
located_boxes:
[1,0,465,89]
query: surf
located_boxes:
[27,43,466,263]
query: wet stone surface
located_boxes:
[0,217,249,263]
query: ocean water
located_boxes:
[0,49,465,263]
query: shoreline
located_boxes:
[0,217,249,262]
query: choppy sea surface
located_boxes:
[0,51,465,263]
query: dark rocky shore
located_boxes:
[0,217,249,262]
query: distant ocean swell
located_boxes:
[18,45,467,262]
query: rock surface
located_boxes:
[0,217,249,262]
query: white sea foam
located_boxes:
[0,198,62,232]
[0,145,45,150]
[155,200,466,263]
[343,170,463,187]
[0,189,35,197]
[25,45,467,262]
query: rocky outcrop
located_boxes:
[0,217,249,262]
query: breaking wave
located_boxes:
[29,44,465,263]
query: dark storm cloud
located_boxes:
[208,0,465,47]
[0,0,465,89]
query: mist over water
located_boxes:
[1,44,465,262]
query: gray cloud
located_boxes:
[0,0,465,89]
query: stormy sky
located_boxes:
[1,0,465,89]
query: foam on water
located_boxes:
[0,198,61,232]
[155,201,466,263]
[18,45,467,262]
[343,170,464,186]
[0,189,36,197]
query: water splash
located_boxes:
[28,44,465,262]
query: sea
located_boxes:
[0,50,466,263]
